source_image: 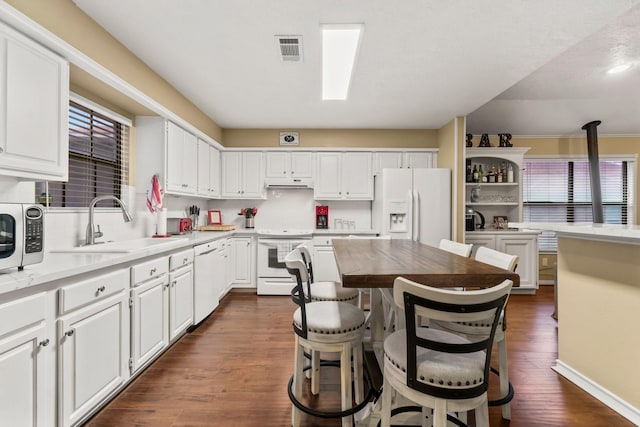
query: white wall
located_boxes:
[0,181,372,250]
[208,189,372,231]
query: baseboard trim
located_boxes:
[553,360,640,425]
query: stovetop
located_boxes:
[256,229,314,238]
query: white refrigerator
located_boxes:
[372,168,451,246]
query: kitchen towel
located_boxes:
[146,174,164,213]
[277,241,292,263]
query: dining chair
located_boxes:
[380,276,512,427]
[438,238,473,257]
[285,248,368,427]
[430,245,518,420]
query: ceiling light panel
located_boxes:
[322,24,363,100]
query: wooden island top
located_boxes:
[332,239,520,289]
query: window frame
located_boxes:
[37,93,132,212]
[522,154,637,252]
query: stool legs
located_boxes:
[292,337,304,427]
[498,337,511,419]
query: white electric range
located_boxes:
[256,229,313,295]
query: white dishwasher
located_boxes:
[194,240,225,324]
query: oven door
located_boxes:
[257,238,310,278]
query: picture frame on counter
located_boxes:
[208,210,222,225]
[493,215,508,229]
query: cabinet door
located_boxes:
[0,321,49,427]
[166,122,185,192]
[197,139,211,195]
[182,131,198,193]
[265,152,289,178]
[58,291,129,427]
[130,277,169,373]
[230,238,253,286]
[221,152,243,197]
[342,152,373,199]
[0,23,69,180]
[290,152,313,178]
[465,234,496,257]
[169,266,194,341]
[496,235,538,290]
[209,147,221,197]
[373,152,403,175]
[241,152,264,198]
[313,246,341,282]
[403,152,434,168]
[314,153,342,199]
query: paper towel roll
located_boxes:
[157,208,167,236]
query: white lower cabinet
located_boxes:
[168,250,194,341]
[228,237,255,290]
[57,269,130,427]
[0,292,54,427]
[465,232,539,291]
[312,236,343,282]
[130,274,168,373]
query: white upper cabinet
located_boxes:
[166,121,197,194]
[373,151,437,175]
[197,138,220,198]
[221,151,265,198]
[373,152,403,175]
[0,21,69,180]
[136,117,220,198]
[402,152,435,169]
[265,151,313,179]
[314,152,373,200]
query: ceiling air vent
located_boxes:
[276,35,302,62]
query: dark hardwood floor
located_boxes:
[85,286,633,427]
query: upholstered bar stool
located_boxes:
[430,246,518,420]
[438,238,473,257]
[380,277,512,427]
[285,248,367,427]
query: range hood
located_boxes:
[263,177,313,189]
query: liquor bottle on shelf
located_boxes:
[507,163,514,183]
[478,164,484,182]
[472,164,478,182]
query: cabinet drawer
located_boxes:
[59,269,128,315]
[131,257,169,285]
[169,249,194,271]
[312,236,342,246]
[0,292,46,338]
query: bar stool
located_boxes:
[380,276,512,427]
[285,248,368,427]
[430,246,518,420]
[438,238,473,257]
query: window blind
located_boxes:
[522,157,635,251]
[36,99,130,208]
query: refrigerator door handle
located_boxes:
[413,190,420,241]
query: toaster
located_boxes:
[167,217,193,234]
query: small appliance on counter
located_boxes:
[0,203,44,271]
[316,205,328,229]
[465,208,485,231]
[167,217,193,235]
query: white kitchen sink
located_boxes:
[51,237,189,254]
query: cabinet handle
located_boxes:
[39,339,50,347]
[0,147,3,154]
[165,283,170,289]
[150,268,157,275]
[172,280,176,287]
[96,286,106,295]
[65,330,75,337]
[183,257,189,264]
[283,171,286,174]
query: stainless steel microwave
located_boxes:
[0,204,44,271]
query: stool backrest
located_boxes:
[438,238,473,257]
[393,276,512,399]
[285,248,310,338]
[475,246,518,272]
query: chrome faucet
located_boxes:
[85,195,134,245]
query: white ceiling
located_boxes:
[73,0,640,136]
